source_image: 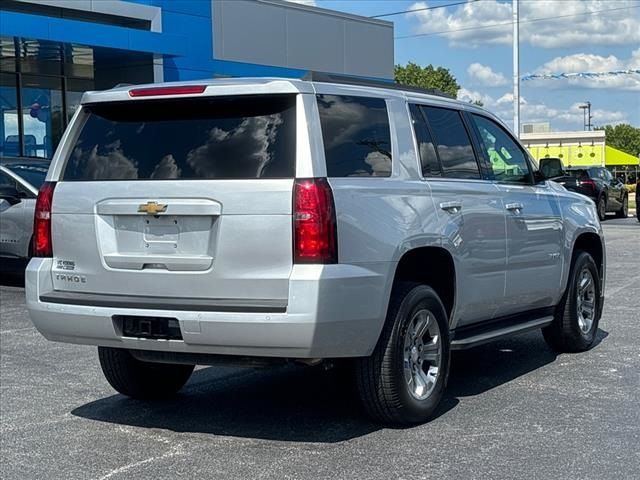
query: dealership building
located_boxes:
[0,0,394,159]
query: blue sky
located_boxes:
[294,0,640,132]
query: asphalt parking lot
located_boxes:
[1,217,639,480]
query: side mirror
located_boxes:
[0,186,22,206]
[538,157,566,181]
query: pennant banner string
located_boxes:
[522,69,640,81]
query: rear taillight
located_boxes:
[579,179,596,191]
[33,181,56,257]
[293,178,337,264]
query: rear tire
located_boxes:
[615,195,628,218]
[355,283,450,425]
[543,251,601,353]
[98,347,194,399]
[597,196,607,221]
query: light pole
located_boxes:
[579,102,592,131]
[512,0,520,137]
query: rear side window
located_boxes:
[421,106,480,179]
[63,95,296,181]
[409,104,440,177]
[316,95,392,177]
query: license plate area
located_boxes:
[114,315,183,340]
[143,216,180,243]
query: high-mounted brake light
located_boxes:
[129,85,207,97]
[33,181,56,257]
[294,178,337,264]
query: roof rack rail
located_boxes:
[302,71,455,99]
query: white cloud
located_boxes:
[407,0,511,47]
[459,86,627,130]
[528,51,640,91]
[467,63,508,86]
[492,96,627,130]
[496,92,527,106]
[457,87,496,106]
[539,54,623,73]
[406,0,640,48]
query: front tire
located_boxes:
[615,195,628,218]
[355,283,450,424]
[98,347,194,399]
[543,251,601,353]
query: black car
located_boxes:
[553,166,629,221]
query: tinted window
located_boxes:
[0,170,30,197]
[317,95,391,177]
[567,169,589,179]
[63,95,296,181]
[588,168,604,180]
[5,164,48,189]
[0,171,17,188]
[409,104,440,176]
[471,114,531,184]
[422,107,479,179]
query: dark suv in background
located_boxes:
[553,167,628,221]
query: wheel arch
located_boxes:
[389,246,456,322]
[567,231,605,294]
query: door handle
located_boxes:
[505,202,524,212]
[439,201,462,213]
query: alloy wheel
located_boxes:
[403,309,442,400]
[576,267,596,334]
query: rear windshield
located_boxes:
[63,95,296,181]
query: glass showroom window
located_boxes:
[0,72,19,157]
[20,75,64,159]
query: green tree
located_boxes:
[595,124,640,158]
[394,62,460,98]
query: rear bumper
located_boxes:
[26,258,392,358]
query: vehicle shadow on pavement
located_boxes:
[72,364,386,442]
[0,259,27,287]
[447,328,609,399]
[71,329,608,442]
[0,272,25,287]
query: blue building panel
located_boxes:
[155,0,212,18]
[132,0,212,18]
[0,10,186,56]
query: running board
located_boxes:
[451,312,554,351]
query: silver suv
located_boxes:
[26,75,605,424]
